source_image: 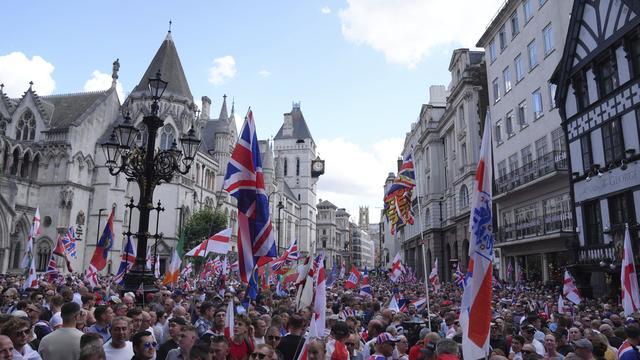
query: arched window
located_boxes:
[10,148,19,175]
[31,154,40,180]
[21,153,31,178]
[0,117,6,136]
[136,126,149,146]
[16,109,36,141]
[296,158,300,176]
[159,125,175,150]
[459,185,469,210]
[11,241,21,269]
[36,240,52,272]
[284,158,288,176]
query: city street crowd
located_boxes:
[0,269,638,360]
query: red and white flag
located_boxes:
[621,225,640,316]
[389,252,404,282]
[85,264,99,288]
[460,112,494,360]
[313,253,326,336]
[429,258,440,292]
[224,296,234,338]
[185,228,232,257]
[558,295,565,315]
[562,270,581,305]
[344,265,361,289]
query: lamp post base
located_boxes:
[121,266,158,302]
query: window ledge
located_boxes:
[520,123,529,130]
[496,140,504,147]
[529,64,539,73]
[534,113,544,121]
[544,48,556,59]
[507,133,516,139]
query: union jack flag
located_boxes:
[271,239,300,271]
[113,236,136,285]
[46,253,58,282]
[223,109,277,287]
[62,226,77,259]
[453,263,465,288]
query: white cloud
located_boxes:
[208,56,237,86]
[321,6,332,14]
[0,52,55,97]
[338,0,499,68]
[258,69,271,77]
[83,70,125,103]
[316,137,404,223]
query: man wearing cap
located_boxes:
[158,317,187,360]
[618,325,640,360]
[521,324,544,356]
[572,339,594,360]
[369,333,398,360]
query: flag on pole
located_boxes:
[562,270,581,305]
[359,267,373,298]
[389,252,404,282]
[400,297,427,313]
[21,207,41,270]
[113,235,136,285]
[388,294,400,312]
[383,154,417,234]
[429,258,440,292]
[344,265,361,289]
[621,225,640,316]
[184,228,233,257]
[223,109,277,285]
[163,231,185,285]
[453,263,465,288]
[271,239,299,271]
[313,253,327,336]
[506,261,513,282]
[326,264,337,287]
[460,112,494,360]
[62,226,78,259]
[224,296,234,338]
[181,262,193,278]
[45,252,58,282]
[85,264,99,288]
[53,234,73,272]
[89,208,114,271]
[339,259,346,279]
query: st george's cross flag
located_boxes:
[185,228,232,257]
[223,109,277,285]
[313,253,327,337]
[621,225,640,316]
[389,252,405,282]
[345,265,361,289]
[21,207,41,270]
[562,270,581,305]
[224,296,234,338]
[460,112,495,360]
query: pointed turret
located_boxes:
[274,102,314,142]
[219,94,229,121]
[129,31,193,102]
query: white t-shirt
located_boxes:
[103,341,134,360]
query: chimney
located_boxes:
[201,96,211,119]
[397,157,403,172]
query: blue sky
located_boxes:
[1,0,501,221]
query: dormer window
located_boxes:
[16,109,36,141]
[159,124,176,150]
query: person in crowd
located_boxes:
[196,302,215,338]
[277,314,305,360]
[1,317,40,360]
[435,338,460,360]
[253,318,268,345]
[86,305,112,343]
[158,317,188,360]
[618,325,640,360]
[131,331,156,360]
[326,321,350,360]
[510,335,526,360]
[397,335,409,360]
[362,320,385,359]
[308,340,326,360]
[369,333,398,360]
[128,308,145,333]
[190,340,214,360]
[571,339,594,360]
[103,316,134,360]
[522,324,545,356]
[0,335,14,360]
[80,332,103,349]
[167,324,198,360]
[228,315,254,360]
[153,310,167,345]
[79,344,106,360]
[211,335,230,360]
[122,295,135,310]
[38,302,84,360]
[555,329,574,356]
[543,333,563,360]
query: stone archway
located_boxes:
[9,215,30,271]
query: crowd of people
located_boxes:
[0,269,638,360]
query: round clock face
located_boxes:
[313,161,324,172]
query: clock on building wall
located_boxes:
[311,157,325,177]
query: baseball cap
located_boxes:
[572,338,593,351]
[376,332,399,345]
[109,295,122,304]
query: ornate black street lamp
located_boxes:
[101,71,201,294]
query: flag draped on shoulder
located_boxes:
[345,265,361,289]
[460,112,494,360]
[562,270,581,305]
[222,109,276,284]
[621,225,640,316]
[383,154,416,235]
[113,235,136,285]
[89,208,115,271]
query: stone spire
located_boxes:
[111,58,120,88]
[219,94,228,121]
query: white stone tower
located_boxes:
[273,103,318,255]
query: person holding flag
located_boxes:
[562,270,581,305]
[360,267,373,298]
[344,265,361,289]
[428,259,440,293]
[389,253,404,283]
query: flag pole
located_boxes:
[412,146,432,330]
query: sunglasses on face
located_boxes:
[251,353,268,359]
[144,341,157,349]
